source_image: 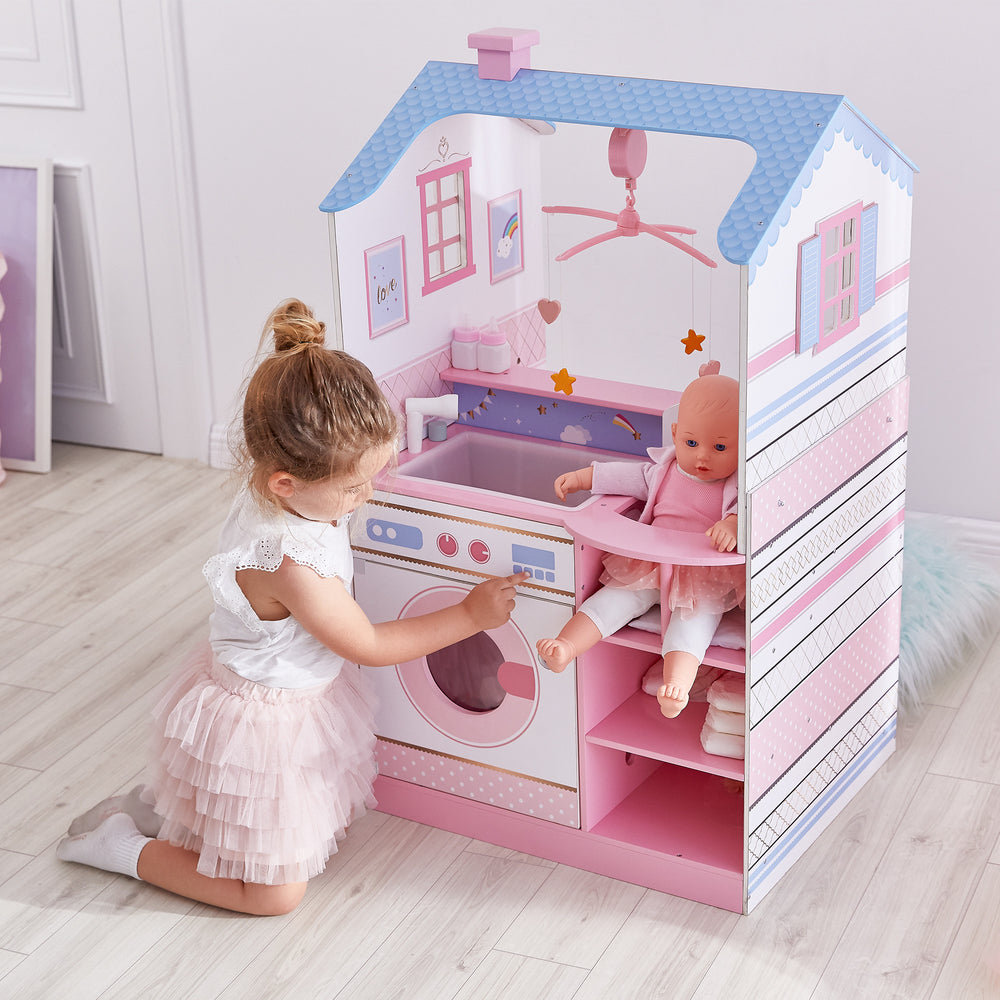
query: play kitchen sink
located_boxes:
[396,426,641,508]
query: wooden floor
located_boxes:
[2,444,999,1000]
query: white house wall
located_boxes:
[741,113,913,910]
[331,113,544,381]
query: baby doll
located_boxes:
[537,362,744,718]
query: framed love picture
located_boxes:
[364,236,409,338]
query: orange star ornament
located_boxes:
[681,329,705,354]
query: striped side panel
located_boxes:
[744,377,908,911]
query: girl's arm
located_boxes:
[238,561,528,667]
[706,513,738,552]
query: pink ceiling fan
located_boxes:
[542,128,718,268]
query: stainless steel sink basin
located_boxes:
[396,428,644,507]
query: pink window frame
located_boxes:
[416,157,476,295]
[816,201,862,350]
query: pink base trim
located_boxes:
[874,262,909,298]
[373,774,745,912]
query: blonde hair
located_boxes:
[233,298,398,509]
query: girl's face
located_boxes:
[671,404,738,482]
[272,444,392,523]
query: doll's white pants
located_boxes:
[578,584,723,660]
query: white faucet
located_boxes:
[405,393,458,454]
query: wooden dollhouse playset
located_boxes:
[320,29,914,913]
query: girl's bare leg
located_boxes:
[137,840,307,916]
[536,611,602,672]
[657,650,701,718]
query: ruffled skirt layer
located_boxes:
[600,553,745,618]
[149,645,377,885]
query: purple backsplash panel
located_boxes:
[453,383,662,457]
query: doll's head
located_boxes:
[671,366,739,482]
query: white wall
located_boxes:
[175,0,999,521]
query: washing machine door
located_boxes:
[354,559,578,791]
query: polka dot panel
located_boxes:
[376,739,580,828]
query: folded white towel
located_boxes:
[705,704,744,736]
[700,725,745,759]
[707,674,746,713]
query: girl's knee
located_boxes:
[246,880,307,916]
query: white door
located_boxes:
[0,0,162,453]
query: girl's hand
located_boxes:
[554,466,594,501]
[706,513,738,552]
[462,571,530,630]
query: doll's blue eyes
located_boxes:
[684,439,727,452]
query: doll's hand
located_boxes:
[462,572,530,630]
[554,466,594,501]
[706,514,738,552]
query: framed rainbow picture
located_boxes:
[487,190,523,283]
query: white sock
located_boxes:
[67,785,162,838]
[57,812,151,879]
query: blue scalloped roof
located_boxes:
[321,61,915,269]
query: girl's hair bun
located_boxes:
[268,298,326,353]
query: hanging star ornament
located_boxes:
[550,368,577,395]
[681,329,706,355]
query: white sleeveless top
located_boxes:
[202,493,354,689]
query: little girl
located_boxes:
[537,363,744,719]
[57,298,525,915]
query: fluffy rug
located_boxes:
[899,514,1000,708]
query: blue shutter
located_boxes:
[859,203,878,313]
[797,235,822,352]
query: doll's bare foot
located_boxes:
[657,651,701,719]
[536,637,576,673]
[657,683,690,718]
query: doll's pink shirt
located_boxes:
[591,446,744,617]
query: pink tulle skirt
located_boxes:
[601,553,745,619]
[149,645,377,885]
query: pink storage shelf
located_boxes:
[587,691,744,781]
[588,764,743,873]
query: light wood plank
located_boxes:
[571,890,738,1000]
[452,950,588,1000]
[811,773,1000,1000]
[0,524,220,693]
[0,617,58,670]
[305,852,551,1000]
[496,863,645,968]
[930,637,1000,784]
[692,705,956,999]
[0,870,194,1000]
[930,862,1000,999]
[0,592,209,771]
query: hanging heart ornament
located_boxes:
[537,299,562,324]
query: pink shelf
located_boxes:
[442,366,679,416]
[589,764,743,873]
[603,625,746,672]
[587,691,744,781]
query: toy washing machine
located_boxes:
[352,493,580,828]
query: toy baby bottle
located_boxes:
[477,318,511,373]
[450,326,479,370]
